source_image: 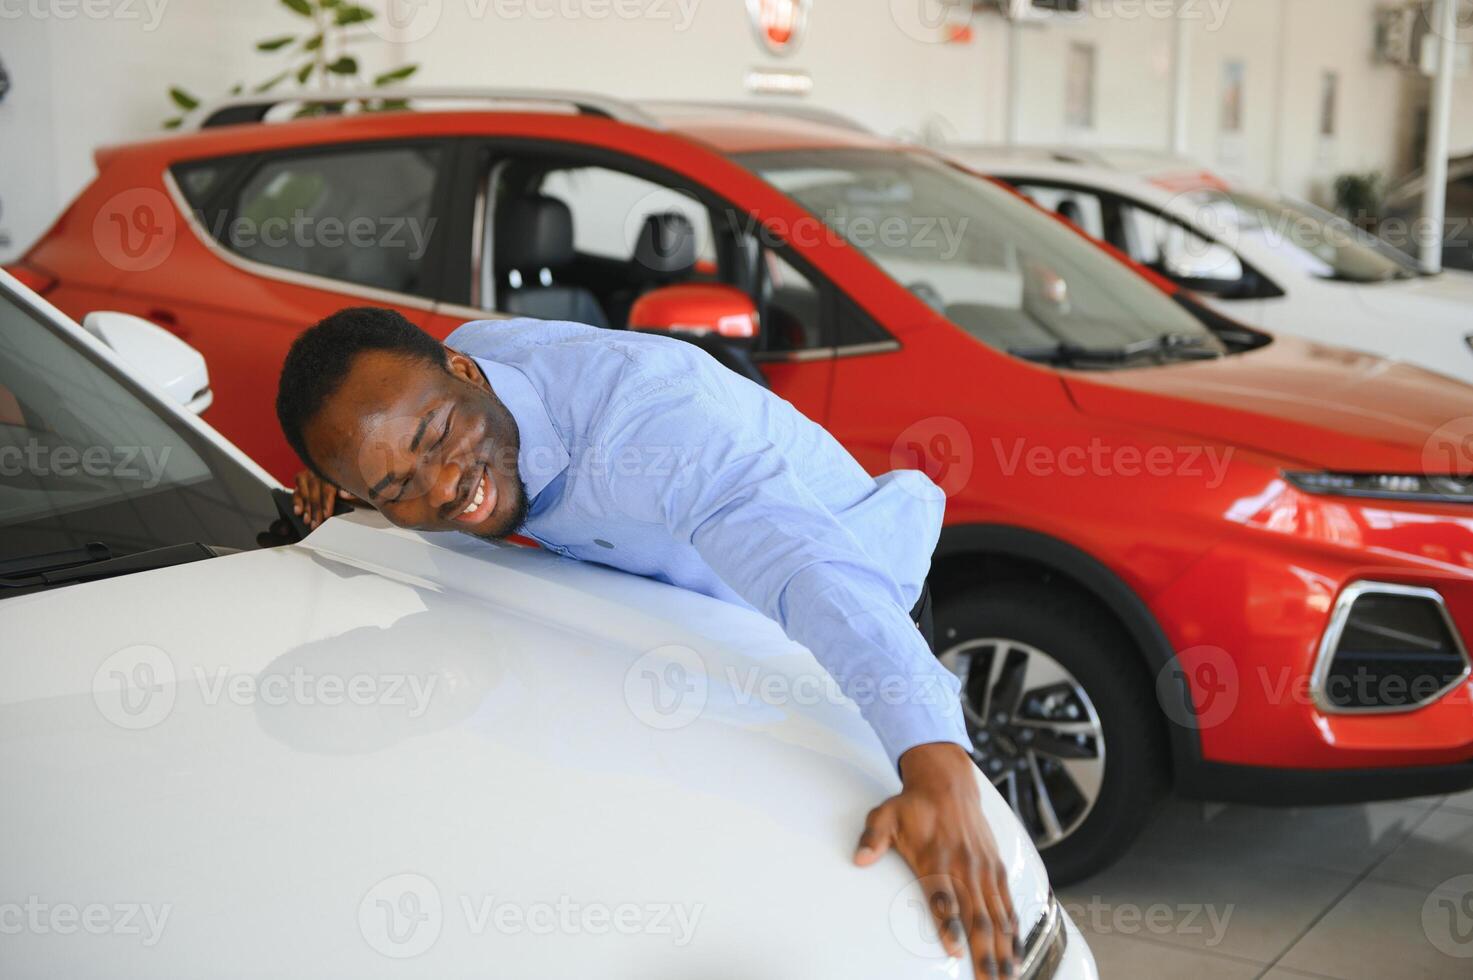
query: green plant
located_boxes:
[1332,171,1384,230]
[164,0,419,128]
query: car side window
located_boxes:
[1118,200,1246,287]
[539,167,715,267]
[226,145,444,297]
[478,157,718,329]
[1016,184,1107,240]
[760,249,824,353]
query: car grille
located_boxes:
[1019,893,1067,980]
[1313,582,1472,713]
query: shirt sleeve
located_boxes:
[594,379,971,769]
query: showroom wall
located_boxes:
[0,0,1458,263]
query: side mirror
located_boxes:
[628,284,760,346]
[83,311,213,414]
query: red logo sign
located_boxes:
[746,0,810,56]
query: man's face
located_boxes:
[303,348,528,538]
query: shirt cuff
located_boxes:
[856,668,975,771]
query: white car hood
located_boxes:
[1,511,1057,978]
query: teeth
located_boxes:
[462,474,485,516]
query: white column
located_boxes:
[1168,0,1192,155]
[1420,0,1460,272]
[1006,16,1024,145]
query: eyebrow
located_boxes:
[366,407,438,501]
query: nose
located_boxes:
[427,457,465,511]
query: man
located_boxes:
[278,307,1018,978]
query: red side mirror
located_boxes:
[627,284,760,345]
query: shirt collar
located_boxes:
[470,355,570,503]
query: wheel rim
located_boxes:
[938,638,1106,850]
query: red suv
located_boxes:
[15,91,1473,882]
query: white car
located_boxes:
[951,145,1473,387]
[0,269,1095,979]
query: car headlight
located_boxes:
[1285,471,1473,503]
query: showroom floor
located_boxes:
[1058,788,1473,979]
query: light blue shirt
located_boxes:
[447,318,969,767]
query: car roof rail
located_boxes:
[638,100,871,134]
[187,87,664,131]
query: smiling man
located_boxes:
[276,306,1018,979]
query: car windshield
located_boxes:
[0,283,282,582]
[1180,188,1420,283]
[737,148,1223,361]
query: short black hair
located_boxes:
[276,306,448,478]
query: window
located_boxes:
[477,155,719,328]
[1016,185,1107,239]
[227,145,443,296]
[759,249,824,352]
[741,149,1222,356]
[0,283,280,565]
[539,166,713,266]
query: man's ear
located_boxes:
[444,349,488,390]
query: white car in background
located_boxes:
[0,269,1094,980]
[951,145,1473,387]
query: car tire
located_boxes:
[934,583,1165,884]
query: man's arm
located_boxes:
[597,383,1018,979]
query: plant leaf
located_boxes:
[372,98,411,112]
[373,64,418,86]
[296,62,315,84]
[229,82,244,95]
[303,33,323,51]
[319,0,342,7]
[326,56,359,75]
[281,0,312,16]
[334,4,373,26]
[254,70,290,93]
[168,86,199,110]
[163,117,183,129]
[256,34,296,51]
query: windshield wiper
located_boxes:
[0,541,113,578]
[1010,333,1221,367]
[0,542,222,591]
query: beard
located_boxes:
[476,476,532,542]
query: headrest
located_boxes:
[633,212,697,277]
[1056,199,1085,227]
[497,195,575,270]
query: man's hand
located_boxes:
[292,469,358,529]
[855,742,1017,979]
